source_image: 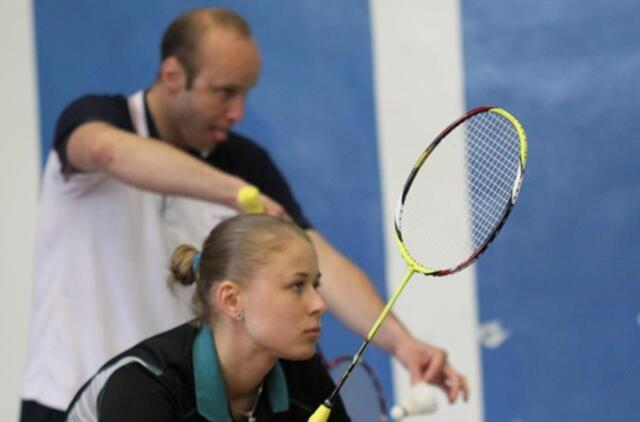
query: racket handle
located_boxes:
[237,185,264,213]
[307,404,332,422]
[390,383,438,420]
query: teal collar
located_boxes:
[193,326,290,421]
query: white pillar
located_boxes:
[0,0,41,419]
[369,2,483,420]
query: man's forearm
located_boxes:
[67,122,246,209]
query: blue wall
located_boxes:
[462,0,640,420]
[34,0,640,419]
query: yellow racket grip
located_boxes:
[236,185,264,214]
[307,404,332,422]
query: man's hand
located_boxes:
[235,185,289,218]
[394,336,469,403]
[258,193,289,219]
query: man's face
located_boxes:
[171,29,261,152]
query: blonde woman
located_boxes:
[66,215,349,421]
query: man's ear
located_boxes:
[159,56,187,94]
[211,280,244,320]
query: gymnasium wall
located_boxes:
[2,1,639,421]
[463,1,640,420]
[0,0,40,420]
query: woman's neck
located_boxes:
[211,323,277,418]
[229,382,263,422]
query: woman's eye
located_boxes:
[291,282,305,293]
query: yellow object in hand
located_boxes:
[236,185,264,213]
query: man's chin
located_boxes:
[212,130,230,143]
[197,134,228,153]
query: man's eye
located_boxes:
[291,282,305,293]
[219,88,236,99]
[206,86,235,100]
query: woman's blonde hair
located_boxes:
[169,214,311,321]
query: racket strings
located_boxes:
[398,109,523,272]
[465,113,521,249]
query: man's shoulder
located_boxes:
[223,131,268,154]
[58,93,131,126]
[208,131,270,171]
[52,93,134,162]
[66,93,129,110]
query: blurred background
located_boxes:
[2,0,639,420]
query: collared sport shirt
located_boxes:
[66,322,349,421]
[22,92,313,411]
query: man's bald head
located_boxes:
[160,8,253,88]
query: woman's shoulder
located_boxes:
[66,322,200,421]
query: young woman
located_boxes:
[65,215,349,421]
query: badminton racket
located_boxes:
[308,106,528,421]
[326,355,389,421]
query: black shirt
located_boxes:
[66,323,349,421]
[53,93,310,229]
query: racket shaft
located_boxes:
[311,266,417,422]
[367,267,415,339]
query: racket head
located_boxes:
[394,106,527,276]
[326,356,388,421]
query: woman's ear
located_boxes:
[211,280,244,320]
[159,56,187,94]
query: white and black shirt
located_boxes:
[21,91,311,411]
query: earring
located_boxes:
[236,312,244,321]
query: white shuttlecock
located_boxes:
[390,383,438,420]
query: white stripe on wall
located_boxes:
[369,2,483,421]
[0,0,40,420]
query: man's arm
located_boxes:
[65,121,285,215]
[307,229,469,402]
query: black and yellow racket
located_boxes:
[326,355,389,421]
[309,106,528,421]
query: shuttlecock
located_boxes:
[390,383,438,420]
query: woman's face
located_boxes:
[242,236,326,360]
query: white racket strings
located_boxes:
[399,111,522,271]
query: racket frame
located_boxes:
[394,106,527,277]
[325,355,389,421]
[309,106,527,422]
